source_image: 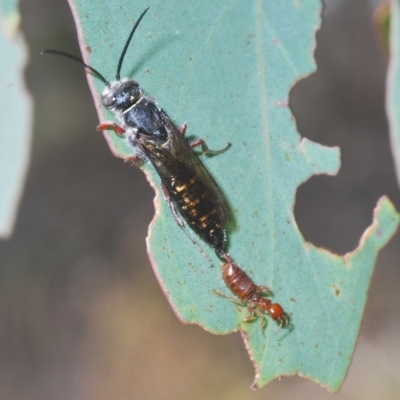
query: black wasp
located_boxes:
[43,8,288,329]
[43,7,231,261]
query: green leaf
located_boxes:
[64,0,400,391]
[0,3,32,237]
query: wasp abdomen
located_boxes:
[166,170,226,251]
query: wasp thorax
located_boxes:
[101,79,142,110]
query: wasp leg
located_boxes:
[123,155,143,165]
[161,184,212,267]
[177,122,230,155]
[97,122,126,136]
[188,139,231,156]
[178,123,187,136]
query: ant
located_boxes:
[215,253,288,333]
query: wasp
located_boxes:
[44,7,230,261]
[43,7,287,330]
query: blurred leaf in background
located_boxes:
[0,0,32,237]
[387,0,400,188]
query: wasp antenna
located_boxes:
[41,49,110,86]
[116,6,150,81]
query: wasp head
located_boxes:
[101,78,142,111]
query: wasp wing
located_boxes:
[137,114,231,226]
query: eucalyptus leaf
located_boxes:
[61,0,400,390]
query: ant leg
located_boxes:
[212,289,243,306]
[239,302,268,333]
[214,290,266,332]
[242,305,258,323]
[242,306,268,334]
[188,139,231,156]
[256,285,273,297]
[97,122,126,136]
[162,184,212,267]
[274,319,284,335]
[213,291,259,324]
[274,314,289,335]
[213,290,258,325]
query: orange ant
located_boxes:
[215,254,288,333]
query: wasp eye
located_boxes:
[101,91,117,108]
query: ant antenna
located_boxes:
[116,6,150,80]
[41,49,109,86]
